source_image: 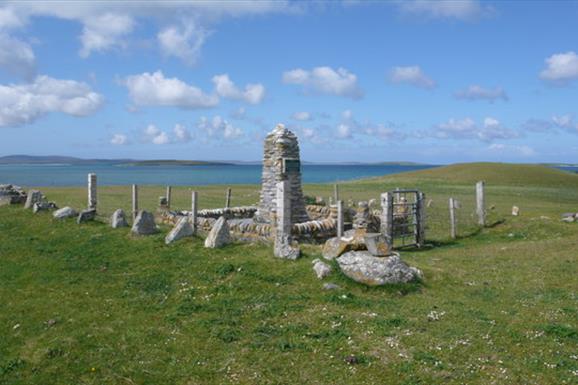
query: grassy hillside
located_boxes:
[1,163,577,385]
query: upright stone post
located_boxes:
[132,184,138,221]
[476,181,485,226]
[191,191,198,235]
[333,184,339,203]
[336,200,344,238]
[225,187,231,208]
[380,192,393,246]
[88,173,97,209]
[166,186,172,209]
[449,197,457,239]
[274,181,299,259]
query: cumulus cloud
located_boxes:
[212,74,265,104]
[395,0,486,21]
[282,66,363,99]
[433,117,518,142]
[110,133,129,145]
[337,109,405,140]
[389,66,436,89]
[488,143,535,157]
[522,115,578,134]
[291,111,312,121]
[539,51,578,84]
[0,34,35,79]
[158,22,209,65]
[454,85,508,102]
[198,115,243,140]
[173,123,192,143]
[0,75,103,127]
[124,71,218,109]
[141,124,170,145]
[79,13,134,58]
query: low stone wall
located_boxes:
[197,206,257,219]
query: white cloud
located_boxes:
[433,117,518,142]
[395,0,486,20]
[152,131,170,145]
[79,13,134,58]
[454,85,508,102]
[488,143,535,157]
[540,51,578,84]
[282,66,363,99]
[173,123,192,142]
[337,109,405,140]
[0,33,35,79]
[389,66,436,89]
[142,124,170,145]
[522,115,578,134]
[0,75,103,127]
[124,71,218,109]
[198,115,243,140]
[212,74,265,104]
[110,133,128,145]
[291,111,312,121]
[0,7,26,30]
[158,23,208,66]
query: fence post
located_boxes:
[416,192,426,247]
[191,191,198,235]
[88,173,97,209]
[225,187,231,208]
[449,197,457,239]
[337,200,344,238]
[334,184,339,203]
[132,184,138,221]
[380,192,393,246]
[165,186,172,209]
[476,181,485,226]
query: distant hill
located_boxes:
[0,155,229,166]
[374,162,578,188]
[122,160,231,166]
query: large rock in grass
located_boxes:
[165,216,193,244]
[77,208,96,224]
[53,206,77,219]
[111,209,129,228]
[33,201,57,213]
[204,216,231,248]
[322,237,350,260]
[131,210,158,235]
[0,184,26,204]
[24,190,44,209]
[337,251,422,286]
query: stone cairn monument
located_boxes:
[255,124,309,224]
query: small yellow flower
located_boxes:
[91,367,96,372]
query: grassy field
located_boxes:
[1,163,577,385]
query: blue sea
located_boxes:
[0,163,437,187]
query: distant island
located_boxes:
[121,160,231,166]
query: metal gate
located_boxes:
[380,189,425,248]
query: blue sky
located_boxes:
[0,0,577,164]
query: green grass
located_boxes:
[1,163,578,384]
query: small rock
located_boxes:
[204,216,231,248]
[165,216,193,244]
[131,210,158,235]
[77,208,96,224]
[53,206,77,219]
[562,216,575,223]
[323,283,340,290]
[344,355,359,365]
[45,319,57,328]
[111,209,129,228]
[511,206,519,216]
[312,258,332,279]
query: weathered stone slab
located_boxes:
[337,251,422,286]
[204,216,231,248]
[312,258,332,279]
[33,201,57,213]
[165,216,193,244]
[77,208,96,224]
[512,206,520,216]
[0,196,11,206]
[24,190,44,209]
[364,233,391,257]
[53,206,78,219]
[273,237,301,260]
[111,209,129,228]
[322,237,349,260]
[131,210,158,235]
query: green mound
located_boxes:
[375,162,578,188]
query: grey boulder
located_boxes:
[53,206,77,219]
[131,210,158,235]
[24,190,44,209]
[337,251,422,286]
[274,235,300,260]
[77,208,96,224]
[312,258,332,279]
[111,209,129,228]
[204,216,231,248]
[165,216,194,244]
